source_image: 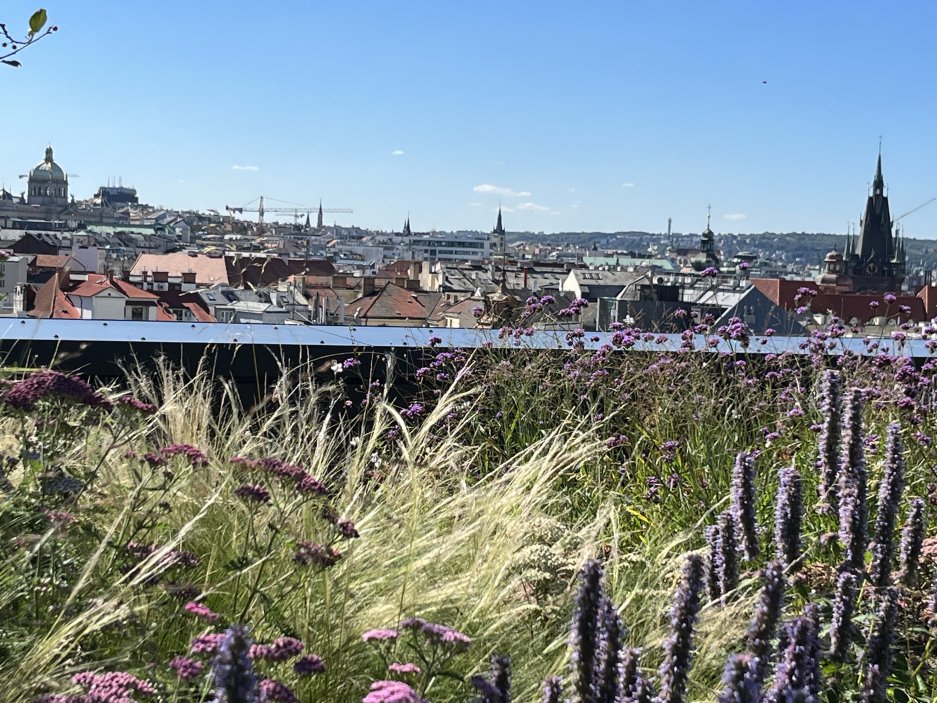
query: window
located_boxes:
[131,307,144,321]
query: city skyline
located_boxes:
[5,1,937,236]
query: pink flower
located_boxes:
[363,628,399,642]
[184,601,220,622]
[389,662,421,675]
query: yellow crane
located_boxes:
[225,196,353,230]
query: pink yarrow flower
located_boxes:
[184,601,220,622]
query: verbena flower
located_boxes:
[861,588,899,703]
[2,371,113,411]
[657,554,705,703]
[746,560,786,683]
[387,662,420,675]
[897,498,926,586]
[191,632,226,655]
[185,600,220,622]
[160,443,209,467]
[730,452,759,561]
[233,484,271,504]
[869,423,905,588]
[293,654,326,676]
[717,653,762,703]
[774,467,803,569]
[71,670,158,699]
[259,679,298,703]
[209,624,258,703]
[767,606,822,702]
[828,570,859,662]
[593,597,622,703]
[117,394,158,414]
[816,369,842,513]
[362,628,399,643]
[170,655,204,680]
[362,680,424,703]
[294,541,341,568]
[838,389,868,572]
[250,637,304,662]
[569,559,603,703]
[399,617,472,648]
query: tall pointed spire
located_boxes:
[317,200,324,229]
[494,207,504,234]
[403,216,411,236]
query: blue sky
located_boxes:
[5,1,937,236]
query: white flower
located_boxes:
[330,361,343,374]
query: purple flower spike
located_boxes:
[869,423,905,587]
[209,624,258,703]
[774,467,803,569]
[657,554,705,703]
[731,452,759,562]
[897,498,926,586]
[717,653,761,703]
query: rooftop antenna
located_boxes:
[706,204,712,229]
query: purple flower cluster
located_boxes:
[3,371,113,412]
[232,456,329,498]
[190,632,225,654]
[362,680,425,703]
[233,483,271,504]
[701,266,719,278]
[774,466,803,569]
[260,679,299,703]
[388,662,420,675]
[816,370,842,513]
[766,606,822,702]
[116,394,157,414]
[169,655,203,680]
[68,671,157,700]
[184,600,220,622]
[159,443,208,467]
[558,298,589,318]
[293,654,326,676]
[294,541,342,568]
[363,628,399,642]
[400,617,472,648]
[250,636,304,662]
[897,498,926,586]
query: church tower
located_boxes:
[845,153,905,291]
[491,207,506,258]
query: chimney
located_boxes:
[362,276,375,297]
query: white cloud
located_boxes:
[232,164,259,171]
[392,149,405,156]
[498,206,515,214]
[723,213,747,221]
[473,184,532,198]
[517,201,550,212]
[621,182,635,188]
[569,202,581,210]
[468,202,483,208]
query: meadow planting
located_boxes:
[1,309,937,702]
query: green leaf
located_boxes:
[28,8,47,37]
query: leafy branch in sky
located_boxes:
[1,8,57,68]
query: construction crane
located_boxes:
[225,196,353,229]
[894,196,937,224]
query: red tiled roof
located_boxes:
[29,270,79,319]
[69,274,159,300]
[752,278,928,323]
[131,253,229,287]
[33,254,72,270]
[183,302,215,322]
[347,282,443,322]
